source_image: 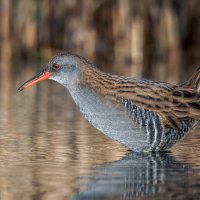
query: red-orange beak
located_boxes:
[18,70,50,91]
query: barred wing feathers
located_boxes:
[115,81,200,131]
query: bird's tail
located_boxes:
[179,67,200,91]
[172,67,200,123]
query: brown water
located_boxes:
[0,61,200,200]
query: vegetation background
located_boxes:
[1,1,200,199]
[1,0,200,83]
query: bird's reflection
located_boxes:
[71,151,199,200]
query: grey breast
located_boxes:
[69,85,164,152]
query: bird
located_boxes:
[18,52,200,152]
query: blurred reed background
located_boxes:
[1,0,200,83]
[1,1,200,199]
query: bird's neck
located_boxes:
[79,65,119,98]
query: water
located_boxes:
[0,62,200,200]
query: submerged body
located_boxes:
[18,53,200,152]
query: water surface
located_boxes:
[0,62,200,200]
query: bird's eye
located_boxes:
[52,64,60,71]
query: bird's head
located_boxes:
[18,53,86,91]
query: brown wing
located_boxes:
[82,67,200,130]
[172,88,200,119]
[115,82,200,130]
